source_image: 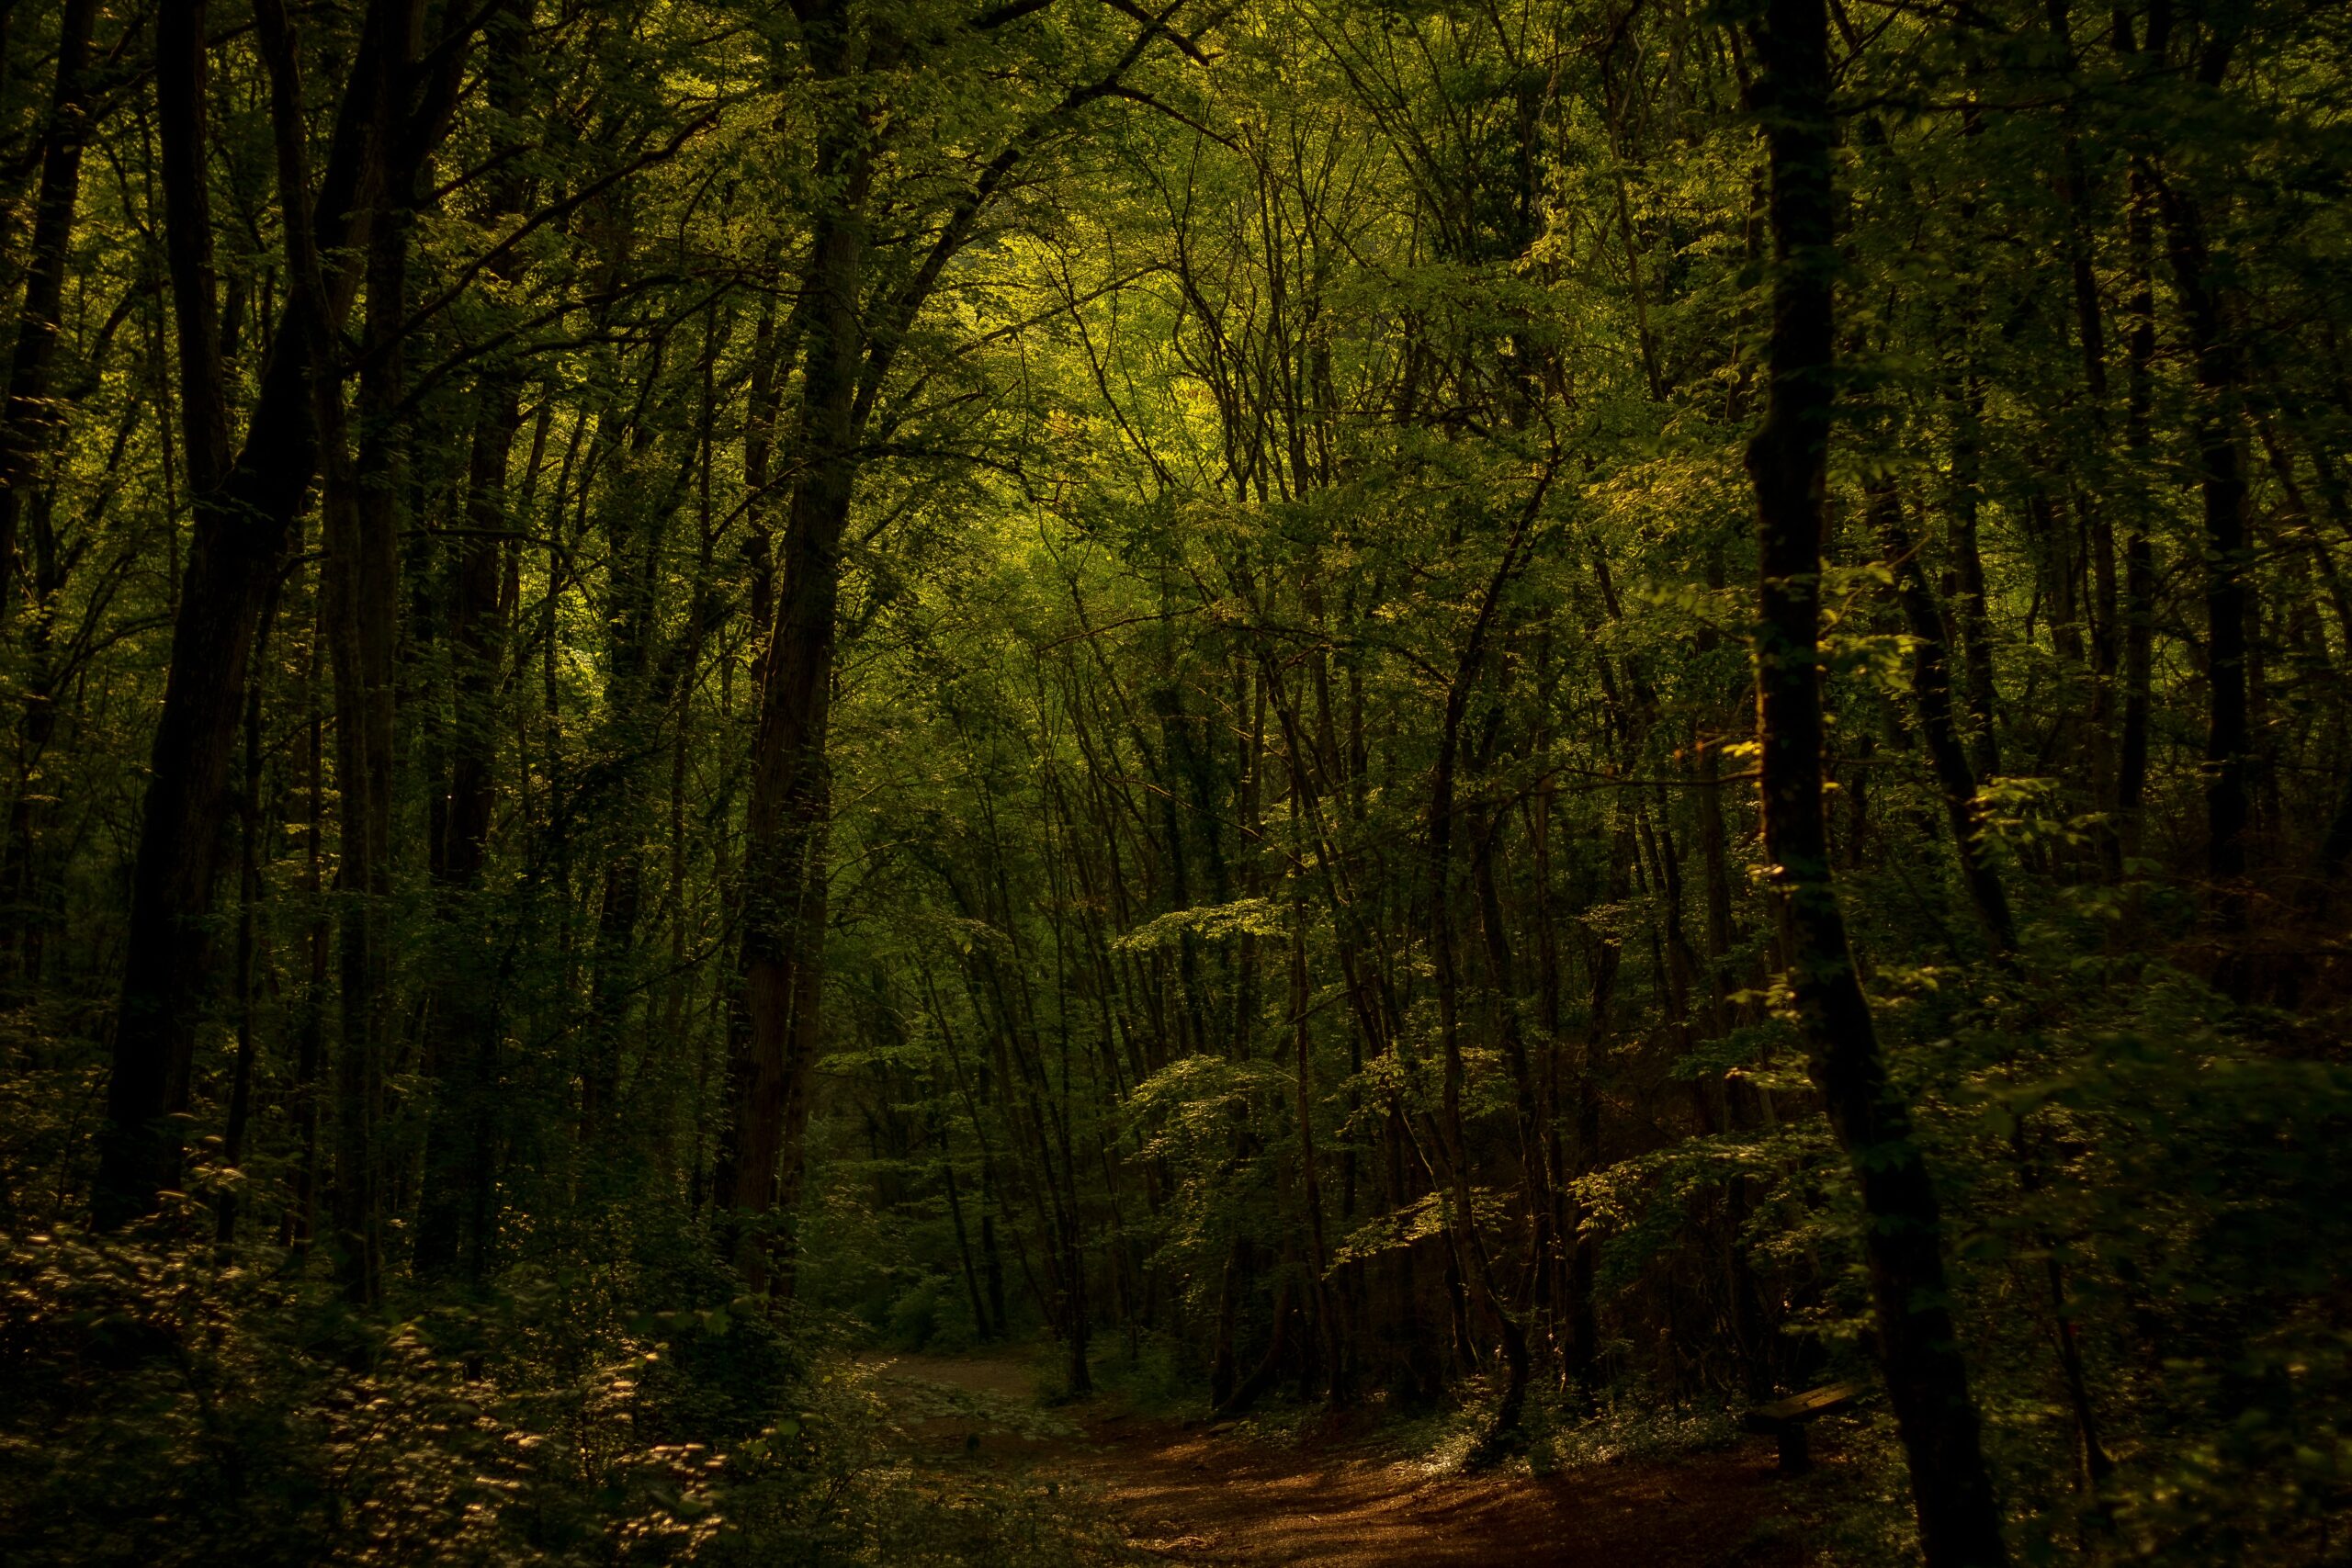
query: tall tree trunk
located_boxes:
[1470,799,1555,1382]
[2154,32,2253,948]
[716,129,869,1287]
[95,0,422,1229]
[214,596,276,1246]
[1568,814,1631,1405]
[1421,468,1550,1455]
[413,374,517,1279]
[281,592,329,1253]
[2046,0,2123,876]
[416,0,528,1283]
[2116,128,2158,859]
[1742,0,2008,1561]
[1283,776,1345,1401]
[323,39,415,1303]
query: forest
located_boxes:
[0,0,2347,1562]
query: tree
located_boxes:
[1741,0,2007,1557]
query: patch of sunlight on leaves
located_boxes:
[1380,1378,1742,1482]
[1328,1189,1516,1269]
[1112,897,1289,953]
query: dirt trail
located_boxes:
[864,1353,1817,1566]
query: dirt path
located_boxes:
[863,1353,1818,1566]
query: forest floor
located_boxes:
[857,1349,1827,1566]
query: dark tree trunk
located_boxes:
[1289,862,1345,1401]
[939,1117,995,1338]
[213,600,275,1247]
[1421,469,1549,1457]
[716,130,867,1285]
[281,596,329,1253]
[416,0,529,1283]
[323,30,417,1303]
[413,371,518,1280]
[2155,131,2253,942]
[1742,0,2008,1561]
[2116,121,2159,852]
[95,0,423,1230]
[1568,817,1631,1404]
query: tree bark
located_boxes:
[98,0,378,1227]
[1742,0,2008,1561]
[715,123,867,1284]
[322,7,416,1303]
[1421,468,1549,1455]
[416,0,529,1283]
[213,596,275,1247]
[2154,92,2253,942]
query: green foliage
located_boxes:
[4,0,2351,1560]
[0,1216,1127,1567]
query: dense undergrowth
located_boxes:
[0,1191,1121,1567]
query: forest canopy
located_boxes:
[1,0,2349,1562]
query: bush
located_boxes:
[0,1217,1124,1567]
